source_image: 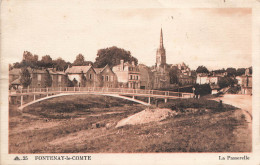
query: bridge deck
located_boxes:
[9,87,194,98]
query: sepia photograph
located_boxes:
[1,0,260,164]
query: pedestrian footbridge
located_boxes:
[9,87,194,110]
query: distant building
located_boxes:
[48,69,67,87]
[30,69,49,88]
[172,62,196,86]
[9,67,68,88]
[112,60,140,89]
[237,68,252,95]
[94,65,118,88]
[138,64,153,89]
[65,65,98,87]
[196,75,220,85]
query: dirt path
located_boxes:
[211,94,252,122]
[211,94,252,150]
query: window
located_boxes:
[106,75,109,81]
[58,75,62,82]
[89,74,92,79]
[37,74,41,81]
[102,76,104,81]
[136,76,138,80]
[130,75,132,80]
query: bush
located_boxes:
[159,98,237,112]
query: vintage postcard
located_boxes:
[1,0,260,164]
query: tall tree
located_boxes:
[53,57,68,71]
[196,66,209,73]
[40,55,53,68]
[20,68,31,88]
[226,67,236,76]
[94,46,138,68]
[20,51,39,68]
[73,54,86,66]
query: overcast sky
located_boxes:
[1,1,252,70]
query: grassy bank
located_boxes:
[9,95,251,153]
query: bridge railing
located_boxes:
[10,87,194,98]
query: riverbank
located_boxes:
[9,95,251,153]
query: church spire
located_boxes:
[156,28,166,68]
[160,28,164,48]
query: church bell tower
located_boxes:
[156,28,166,68]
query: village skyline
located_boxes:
[2,1,251,70]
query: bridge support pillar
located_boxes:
[148,97,151,104]
[21,95,23,106]
[164,98,167,103]
[33,95,36,101]
[132,95,135,99]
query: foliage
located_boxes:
[20,68,31,88]
[65,75,74,87]
[212,68,226,74]
[53,58,68,71]
[72,54,93,66]
[44,70,52,87]
[38,55,53,68]
[94,46,138,68]
[159,98,237,111]
[236,68,246,76]
[218,76,237,88]
[249,66,252,74]
[80,71,86,87]
[169,66,179,84]
[226,67,236,76]
[194,84,212,96]
[196,66,209,73]
[72,78,78,87]
[73,54,85,66]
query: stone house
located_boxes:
[138,64,153,89]
[65,65,98,87]
[29,69,49,88]
[94,65,118,88]
[48,69,67,87]
[112,60,140,89]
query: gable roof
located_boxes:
[94,65,114,74]
[94,68,103,74]
[65,66,96,74]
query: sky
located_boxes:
[1,0,252,70]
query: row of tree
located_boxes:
[10,46,138,71]
[195,65,252,76]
